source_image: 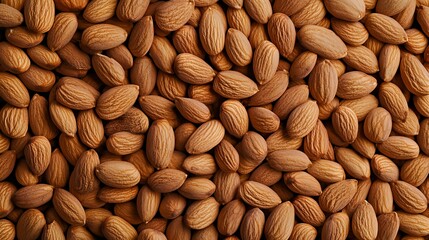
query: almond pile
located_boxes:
[0,0,429,239]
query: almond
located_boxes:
[174,53,215,84]
[96,161,140,188]
[81,24,128,51]
[116,0,150,22]
[284,171,322,196]
[351,201,378,240]
[0,182,16,218]
[293,195,326,227]
[92,53,127,86]
[379,44,401,81]
[393,109,420,136]
[286,100,319,138]
[237,131,267,174]
[371,154,400,182]
[55,77,100,110]
[0,3,23,27]
[273,85,309,120]
[297,24,347,59]
[185,120,225,154]
[82,0,117,23]
[337,71,377,99]
[321,212,350,240]
[70,149,100,194]
[247,70,289,106]
[159,193,186,220]
[155,0,195,32]
[96,84,139,120]
[24,0,55,33]
[199,7,226,55]
[331,18,369,46]
[332,106,359,143]
[214,140,239,173]
[149,36,177,74]
[344,45,379,74]
[253,40,279,84]
[106,131,144,155]
[0,219,15,240]
[217,200,246,236]
[225,28,253,66]
[368,180,394,215]
[16,209,46,240]
[0,41,30,74]
[184,197,220,230]
[325,0,365,21]
[239,181,281,209]
[182,153,217,175]
[390,181,427,213]
[377,136,419,160]
[345,178,372,215]
[378,82,409,121]
[400,52,429,95]
[13,184,53,209]
[5,26,44,48]
[240,208,265,240]
[219,100,249,138]
[102,216,138,240]
[364,107,392,143]
[268,13,296,57]
[377,212,400,240]
[290,224,317,240]
[319,179,358,213]
[53,188,86,226]
[179,177,216,200]
[148,169,187,193]
[273,0,311,15]
[128,16,154,57]
[307,160,346,183]
[308,59,338,104]
[213,171,240,204]
[26,45,61,70]
[248,107,280,133]
[340,95,379,121]
[266,149,311,172]
[146,119,175,169]
[365,13,408,44]
[136,186,161,223]
[397,212,429,237]
[264,201,294,240]
[290,0,326,28]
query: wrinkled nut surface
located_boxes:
[0,0,429,239]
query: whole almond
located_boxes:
[290,51,318,80]
[219,100,249,138]
[106,131,144,155]
[321,212,350,240]
[324,0,365,21]
[179,177,216,200]
[155,0,195,32]
[273,85,309,120]
[96,84,139,120]
[290,0,326,28]
[253,40,279,85]
[293,195,326,227]
[82,0,117,23]
[240,208,265,240]
[286,100,319,138]
[136,186,161,223]
[146,119,175,169]
[173,24,206,59]
[379,44,401,82]
[400,52,429,95]
[16,209,46,240]
[377,136,419,160]
[307,160,346,183]
[0,3,23,27]
[213,171,240,204]
[364,107,392,143]
[0,41,30,74]
[26,45,61,70]
[297,24,347,59]
[182,153,218,175]
[351,201,378,240]
[96,161,140,188]
[102,216,138,240]
[55,77,100,110]
[365,13,408,44]
[217,200,246,236]
[184,197,220,230]
[290,223,317,240]
[225,28,253,66]
[337,71,377,99]
[284,171,322,196]
[116,0,150,22]
[308,59,338,104]
[70,149,100,194]
[344,45,379,74]
[331,18,369,46]
[149,36,177,74]
[185,120,225,154]
[368,180,394,215]
[0,219,15,240]
[319,179,358,213]
[47,13,78,51]
[264,201,294,240]
[0,182,16,218]
[378,82,409,121]
[371,154,400,182]
[239,181,281,209]
[268,13,296,57]
[390,181,427,213]
[0,72,30,108]
[53,188,86,226]
[24,136,51,176]
[5,26,45,48]
[199,7,226,55]
[174,53,216,84]
[148,169,187,193]
[248,107,280,133]
[397,212,429,237]
[24,0,55,33]
[13,184,53,209]
[92,54,127,87]
[377,212,400,240]
[81,24,128,51]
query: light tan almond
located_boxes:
[266,149,311,172]
[149,36,177,74]
[365,13,408,44]
[377,136,419,160]
[289,51,318,81]
[219,100,249,138]
[253,40,279,85]
[96,84,139,120]
[344,45,379,74]
[379,44,401,82]
[400,52,429,95]
[239,181,281,209]
[26,45,61,70]
[24,0,55,33]
[332,106,359,144]
[368,180,394,215]
[248,107,280,133]
[102,216,138,240]
[273,85,309,120]
[146,119,175,169]
[95,161,140,188]
[173,24,206,59]
[331,18,369,46]
[297,24,347,60]
[321,212,350,240]
[264,201,294,240]
[268,13,296,57]
[377,212,400,240]
[240,208,265,240]
[13,184,53,209]
[24,136,51,176]
[324,0,365,21]
[155,0,194,32]
[286,100,319,138]
[53,188,86,226]
[185,120,225,154]
[337,71,377,99]
[55,77,100,110]
[213,171,240,204]
[182,153,217,175]
[391,181,427,213]
[397,212,429,237]
[174,53,215,84]
[364,107,392,143]
[378,82,409,121]
[225,28,253,66]
[351,201,378,240]
[290,0,326,28]
[308,59,338,104]
[199,7,226,55]
[82,0,117,23]
[308,160,346,183]
[335,147,371,180]
[214,139,239,173]
[319,179,358,213]
[92,54,127,87]
[184,197,220,230]
[371,154,400,182]
[81,24,128,51]
[290,223,317,240]
[16,209,46,240]
[116,0,150,22]
[293,195,326,227]
[179,177,216,200]
[148,169,187,193]
[0,41,30,74]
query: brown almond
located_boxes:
[319,179,358,213]
[253,40,279,85]
[96,161,140,188]
[264,201,294,240]
[81,24,128,51]
[219,100,249,138]
[146,119,175,169]
[391,181,427,213]
[364,107,392,143]
[184,197,220,230]
[24,0,55,33]
[13,184,53,209]
[365,13,408,44]
[155,0,195,32]
[293,195,326,227]
[148,169,187,193]
[377,136,419,160]
[286,100,319,138]
[185,120,225,154]
[239,181,281,209]
[96,84,139,120]
[53,188,86,226]
[174,53,216,84]
[324,0,365,21]
[337,71,377,99]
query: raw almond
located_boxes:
[47,12,78,51]
[253,40,279,84]
[286,100,319,138]
[331,18,369,46]
[219,100,249,138]
[155,0,195,32]
[344,45,379,74]
[390,181,427,213]
[397,212,429,237]
[297,24,347,59]
[24,0,55,33]
[377,136,419,160]
[351,201,378,240]
[239,181,281,209]
[102,216,138,240]
[146,119,175,169]
[13,184,53,209]
[365,13,408,44]
[321,212,350,240]
[185,119,225,154]
[96,84,139,120]
[148,169,187,193]
[337,71,377,99]
[364,107,392,143]
[368,180,394,215]
[400,52,429,95]
[324,0,365,21]
[81,24,128,51]
[293,195,326,227]
[116,0,150,22]
[16,209,46,240]
[371,154,400,182]
[53,188,85,226]
[335,147,371,180]
[307,160,346,183]
[225,28,253,66]
[240,208,265,240]
[174,53,216,84]
[55,77,100,110]
[92,53,127,86]
[319,179,358,213]
[332,106,359,144]
[268,13,295,57]
[217,200,246,236]
[264,201,294,240]
[199,7,226,55]
[184,197,220,230]
[377,212,400,240]
[308,59,338,104]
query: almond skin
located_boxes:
[47,12,78,51]
[199,7,226,56]
[293,195,326,227]
[219,100,249,138]
[24,136,51,176]
[225,28,253,66]
[308,59,338,104]
[16,209,46,240]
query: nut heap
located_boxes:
[0,0,429,239]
